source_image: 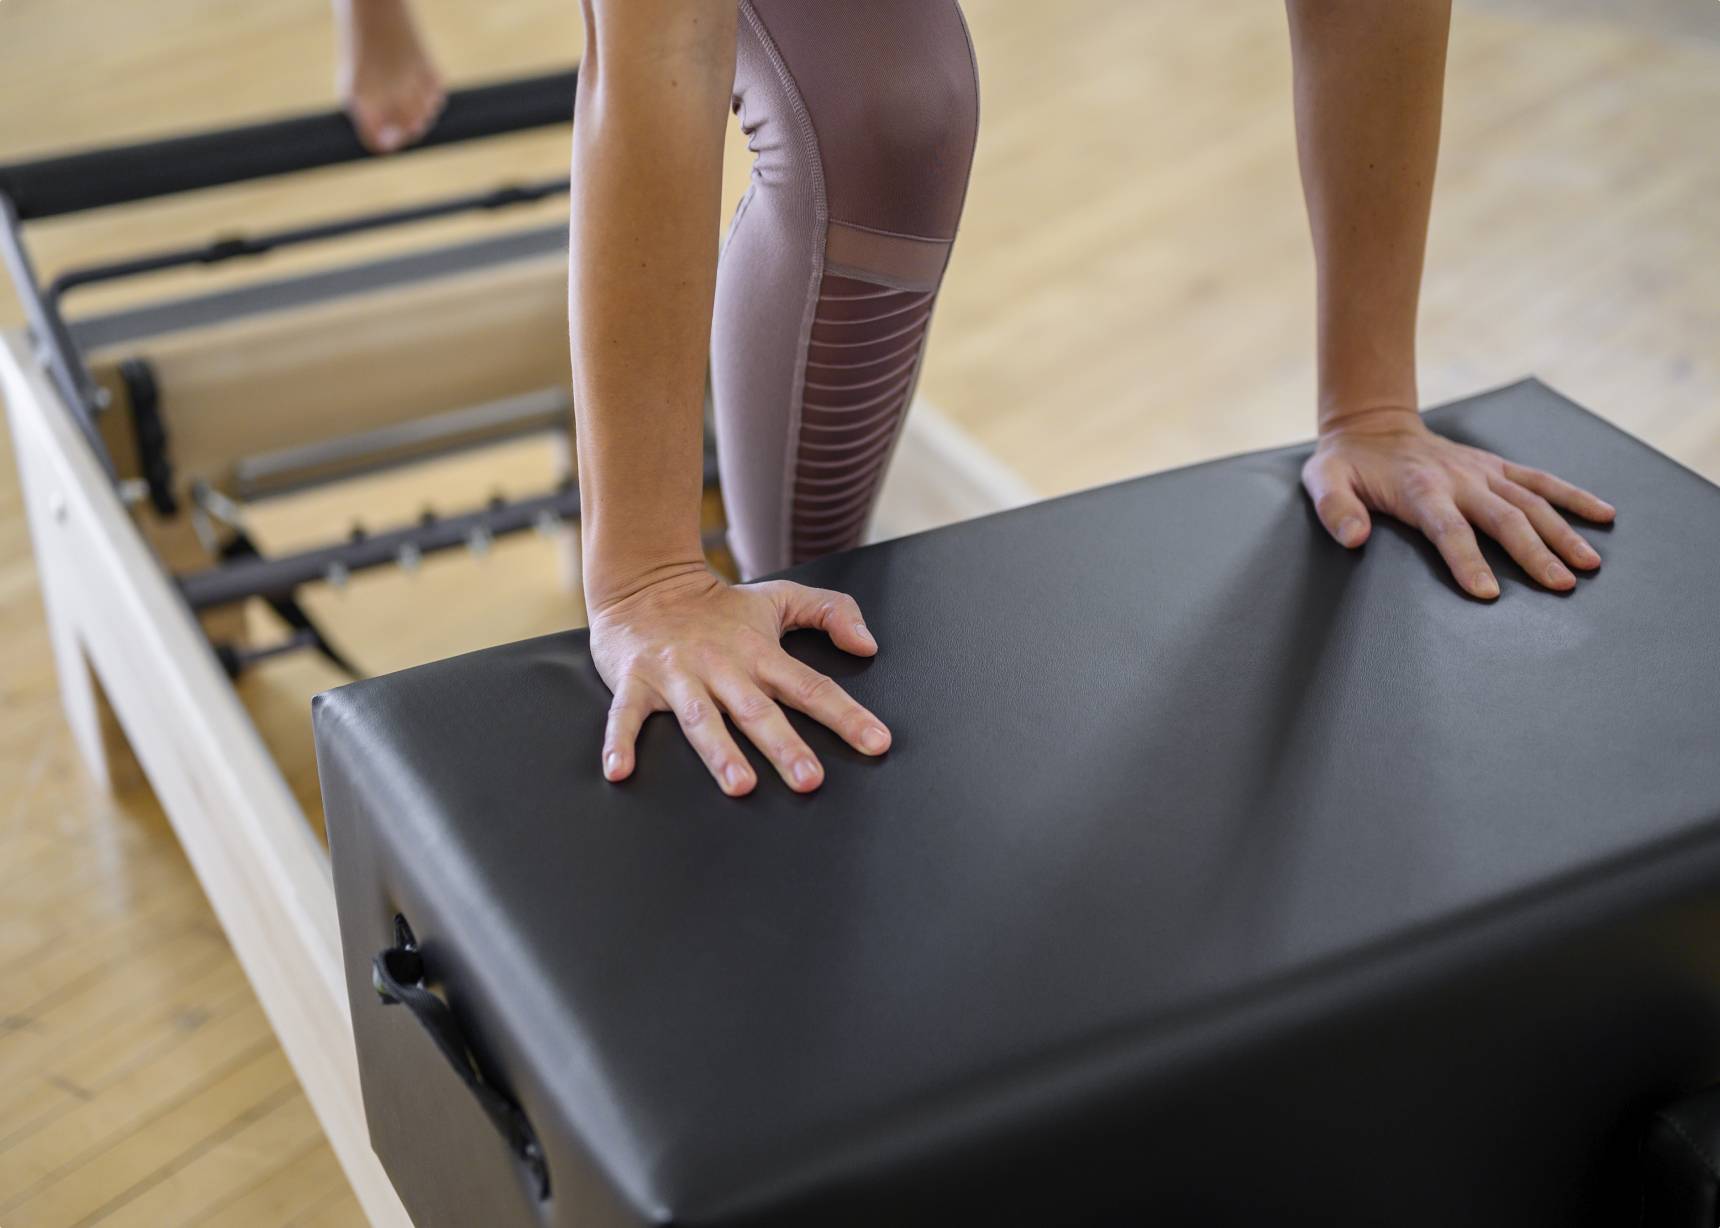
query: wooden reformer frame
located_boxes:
[0,69,1030,1224]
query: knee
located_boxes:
[859,18,979,165]
[750,0,979,239]
[829,8,978,236]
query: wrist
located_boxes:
[1317,401,1424,439]
[582,550,711,615]
[1313,323,1418,436]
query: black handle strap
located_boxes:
[0,68,577,221]
[371,915,549,1199]
[1642,1084,1720,1226]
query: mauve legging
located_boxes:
[712,0,980,578]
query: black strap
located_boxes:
[214,528,363,679]
[372,915,550,1200]
[1641,1084,1720,1226]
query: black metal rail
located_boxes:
[177,455,723,612]
[47,178,568,304]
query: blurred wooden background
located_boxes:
[0,0,1714,1223]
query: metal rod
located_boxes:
[48,178,569,303]
[231,387,573,501]
[180,486,581,610]
[0,192,115,476]
[179,460,722,612]
[214,628,320,674]
[67,224,567,353]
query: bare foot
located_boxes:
[335,0,446,154]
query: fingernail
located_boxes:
[1576,543,1601,568]
[1473,573,1500,599]
[1548,562,1575,588]
[724,763,750,793]
[377,125,403,151]
[860,725,890,754]
[792,759,820,787]
[854,620,875,645]
[604,752,623,778]
[1337,517,1364,547]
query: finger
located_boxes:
[664,681,756,797]
[1460,489,1576,591]
[710,676,825,792]
[1491,477,1602,571]
[1502,462,1615,524]
[760,654,892,757]
[1411,494,1499,600]
[763,582,878,656]
[1301,454,1372,548]
[601,679,658,783]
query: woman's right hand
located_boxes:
[588,566,893,796]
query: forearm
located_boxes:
[569,0,736,608]
[1286,0,1451,429]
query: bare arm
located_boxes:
[572,0,890,796]
[570,0,732,603]
[1287,0,1613,597]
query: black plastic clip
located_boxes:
[372,915,550,1201]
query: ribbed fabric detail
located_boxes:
[789,272,934,561]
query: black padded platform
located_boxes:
[316,379,1720,1227]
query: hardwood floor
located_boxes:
[1,0,1715,1222]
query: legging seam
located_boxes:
[816,286,915,303]
[740,0,829,574]
[825,217,953,245]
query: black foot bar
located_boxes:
[177,456,724,613]
[0,70,577,223]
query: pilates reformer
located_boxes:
[0,71,1018,1217]
[0,68,682,680]
[0,69,1019,1225]
[0,70,601,1226]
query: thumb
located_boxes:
[765,582,878,657]
[1302,455,1372,548]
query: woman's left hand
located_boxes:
[1301,406,1615,599]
